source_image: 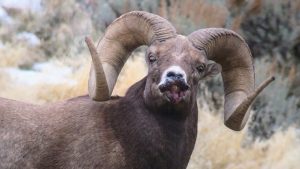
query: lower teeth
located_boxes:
[171,85,179,92]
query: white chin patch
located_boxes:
[158,65,187,86]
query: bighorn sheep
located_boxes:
[0,11,274,169]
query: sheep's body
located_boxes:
[0,78,197,169]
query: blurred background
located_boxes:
[0,0,299,168]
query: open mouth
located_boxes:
[158,80,190,104]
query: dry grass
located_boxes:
[112,53,147,96]
[34,53,146,102]
[35,57,90,103]
[0,53,89,103]
[188,108,300,169]
[0,43,42,67]
[0,71,38,103]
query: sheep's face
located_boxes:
[143,35,221,110]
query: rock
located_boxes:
[0,7,13,25]
[16,32,41,46]
[0,0,42,13]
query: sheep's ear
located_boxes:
[204,63,221,77]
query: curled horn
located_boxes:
[188,28,274,131]
[85,11,176,101]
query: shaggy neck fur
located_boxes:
[106,77,198,169]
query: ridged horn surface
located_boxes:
[85,37,109,100]
[188,28,274,131]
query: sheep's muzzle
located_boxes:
[159,79,190,104]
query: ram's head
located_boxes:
[85,11,274,131]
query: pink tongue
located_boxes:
[170,85,181,103]
[172,92,180,103]
[171,92,179,99]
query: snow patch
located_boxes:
[16,32,41,46]
[0,62,76,86]
[0,41,4,49]
[0,0,42,13]
[0,7,13,25]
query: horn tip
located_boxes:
[264,75,275,87]
[85,36,92,43]
[224,121,244,131]
[270,76,275,81]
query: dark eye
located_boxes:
[149,54,157,63]
[196,64,206,73]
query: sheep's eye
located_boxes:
[149,54,157,63]
[196,64,206,73]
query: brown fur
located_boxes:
[0,78,197,169]
[0,35,219,169]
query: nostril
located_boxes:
[166,71,184,79]
[177,74,183,78]
[167,71,176,78]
